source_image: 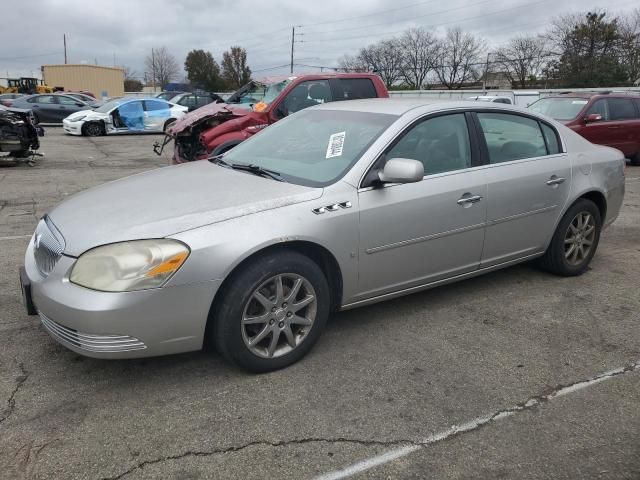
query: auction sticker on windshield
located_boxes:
[326,131,346,158]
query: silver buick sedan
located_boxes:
[21,99,625,372]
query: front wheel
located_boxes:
[538,198,602,276]
[83,122,104,137]
[210,250,330,372]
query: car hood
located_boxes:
[168,102,249,135]
[48,161,323,256]
[65,109,105,121]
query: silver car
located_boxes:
[20,99,625,372]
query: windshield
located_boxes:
[156,91,180,100]
[93,98,127,113]
[226,80,292,109]
[222,109,397,187]
[528,97,589,121]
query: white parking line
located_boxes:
[314,361,640,480]
[0,234,31,241]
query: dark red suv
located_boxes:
[528,92,640,165]
[158,73,389,163]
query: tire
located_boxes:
[209,250,330,372]
[83,122,104,137]
[630,153,640,166]
[538,198,602,276]
[163,119,176,133]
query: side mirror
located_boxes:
[584,113,602,123]
[378,158,424,184]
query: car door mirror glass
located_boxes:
[378,158,424,184]
[585,113,602,123]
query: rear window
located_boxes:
[336,78,377,100]
[541,123,561,154]
[528,97,588,121]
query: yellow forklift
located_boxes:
[18,77,55,94]
[0,79,21,94]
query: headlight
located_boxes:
[69,115,87,122]
[70,239,190,292]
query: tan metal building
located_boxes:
[41,64,124,98]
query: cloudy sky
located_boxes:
[1,0,637,82]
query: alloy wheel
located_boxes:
[241,273,317,359]
[564,211,595,266]
[85,123,102,136]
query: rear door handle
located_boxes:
[457,194,483,206]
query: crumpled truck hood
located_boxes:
[168,103,248,136]
[48,161,322,256]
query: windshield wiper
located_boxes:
[229,163,285,182]
[208,154,230,167]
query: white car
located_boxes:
[62,98,188,136]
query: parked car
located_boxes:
[9,94,92,123]
[168,92,224,111]
[0,93,25,106]
[528,92,640,165]
[62,98,188,136]
[467,95,513,104]
[156,91,185,101]
[159,73,389,163]
[0,105,43,158]
[21,99,625,372]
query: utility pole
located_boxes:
[482,52,491,91]
[63,34,67,64]
[290,27,295,74]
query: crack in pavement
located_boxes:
[0,360,29,424]
[100,360,640,480]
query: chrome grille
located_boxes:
[39,312,147,353]
[33,216,65,277]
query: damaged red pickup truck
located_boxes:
[155,73,389,164]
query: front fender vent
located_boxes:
[312,201,352,215]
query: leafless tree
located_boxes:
[221,46,251,89]
[144,46,180,89]
[618,8,640,84]
[359,39,403,88]
[495,35,551,88]
[397,28,438,89]
[337,54,369,73]
[433,28,484,89]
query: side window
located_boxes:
[178,95,196,108]
[540,123,561,155]
[385,114,471,176]
[144,100,169,111]
[607,98,637,120]
[57,95,80,105]
[586,99,608,120]
[477,113,547,163]
[196,95,212,107]
[494,98,512,104]
[282,80,332,116]
[337,78,377,100]
[33,95,55,104]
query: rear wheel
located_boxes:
[209,250,330,372]
[83,122,104,137]
[629,153,640,166]
[538,198,601,276]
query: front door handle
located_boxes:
[546,176,566,186]
[457,194,483,207]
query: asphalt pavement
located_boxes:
[1,128,638,479]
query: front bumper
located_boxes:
[62,119,83,136]
[24,239,222,359]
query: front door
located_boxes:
[475,112,572,266]
[356,113,487,300]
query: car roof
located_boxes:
[545,91,640,99]
[312,98,524,115]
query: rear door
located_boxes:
[606,97,640,157]
[476,111,571,266]
[143,100,171,131]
